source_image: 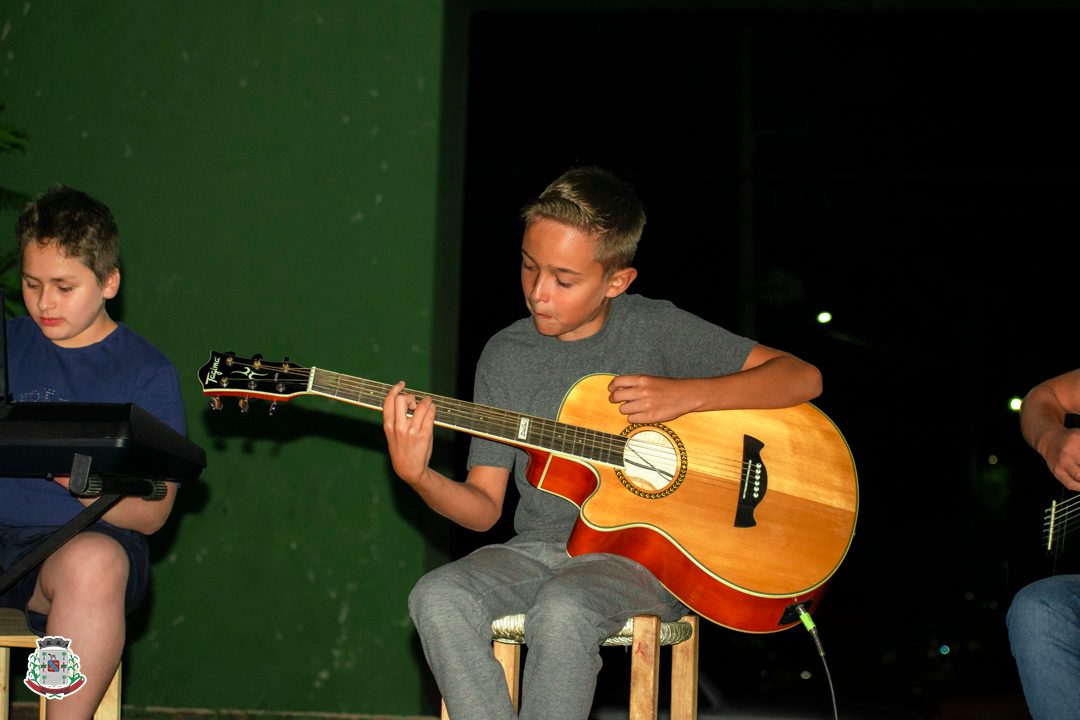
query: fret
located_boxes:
[530,417,553,452]
[581,427,603,463]
[568,422,586,460]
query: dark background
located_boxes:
[452,8,1078,719]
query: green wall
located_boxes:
[1,1,463,714]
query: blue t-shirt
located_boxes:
[0,316,186,526]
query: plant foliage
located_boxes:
[0,100,29,317]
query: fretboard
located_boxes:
[310,368,626,466]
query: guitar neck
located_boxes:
[309,368,626,466]
[198,351,628,467]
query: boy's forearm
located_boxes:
[1018,370,1080,491]
[1021,370,1080,458]
[92,481,178,534]
[407,466,506,532]
[1021,385,1066,458]
[696,354,822,412]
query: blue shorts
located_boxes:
[0,523,150,636]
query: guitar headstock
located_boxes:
[197,350,309,413]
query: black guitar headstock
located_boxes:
[197,351,310,414]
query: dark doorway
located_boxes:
[456,8,1078,718]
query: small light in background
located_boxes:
[938,644,951,655]
[1009,397,1023,412]
[817,311,832,324]
[988,455,999,465]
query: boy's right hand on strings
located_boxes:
[607,374,694,424]
[383,381,437,486]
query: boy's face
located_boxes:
[520,218,636,342]
[21,240,120,348]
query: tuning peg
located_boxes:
[248,379,257,390]
[282,356,291,371]
[225,352,235,367]
[209,396,223,411]
[238,397,250,413]
[253,353,263,370]
[269,401,278,416]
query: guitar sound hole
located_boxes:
[620,428,681,495]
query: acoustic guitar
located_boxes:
[1040,413,1080,575]
[198,350,859,633]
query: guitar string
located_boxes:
[319,369,750,478]
[1044,494,1080,547]
[298,367,743,472]
[1041,494,1080,555]
[222,361,757,484]
[1043,494,1080,527]
[1047,493,1080,517]
[216,360,756,482]
[328,373,751,481]
[216,359,750,480]
[1044,521,1080,554]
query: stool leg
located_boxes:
[440,642,521,720]
[629,615,661,720]
[493,641,521,712]
[0,646,9,720]
[670,614,699,720]
[93,661,122,720]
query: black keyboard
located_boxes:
[0,402,205,481]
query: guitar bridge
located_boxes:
[734,435,766,528]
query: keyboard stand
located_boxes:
[0,452,164,596]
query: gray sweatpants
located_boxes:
[407,537,688,720]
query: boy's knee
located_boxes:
[408,569,457,622]
[1008,577,1080,640]
[42,533,129,597]
[407,575,433,620]
[408,567,490,633]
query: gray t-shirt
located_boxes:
[467,293,755,543]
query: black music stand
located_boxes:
[1,288,206,596]
[0,401,206,596]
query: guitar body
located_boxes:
[527,374,859,633]
[198,352,859,632]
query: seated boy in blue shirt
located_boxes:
[381,166,824,719]
[0,185,186,720]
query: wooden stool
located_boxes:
[440,613,698,720]
[0,607,122,720]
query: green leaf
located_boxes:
[0,124,29,153]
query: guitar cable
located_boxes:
[792,603,839,720]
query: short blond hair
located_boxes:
[521,166,645,273]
